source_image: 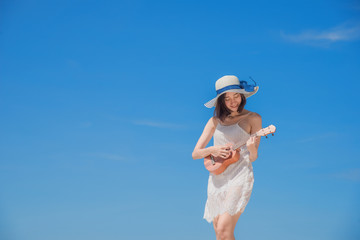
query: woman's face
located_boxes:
[224,92,242,112]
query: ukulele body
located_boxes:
[204,150,241,175]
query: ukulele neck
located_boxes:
[230,125,276,150]
[232,133,258,150]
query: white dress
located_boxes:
[203,122,255,223]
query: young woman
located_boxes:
[192,75,262,240]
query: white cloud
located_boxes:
[281,22,360,46]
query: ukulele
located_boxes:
[204,124,276,175]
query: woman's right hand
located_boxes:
[211,145,232,158]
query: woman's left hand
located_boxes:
[246,136,259,152]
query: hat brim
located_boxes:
[204,86,259,108]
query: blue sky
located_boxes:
[1,0,360,239]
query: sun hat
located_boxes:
[204,75,259,108]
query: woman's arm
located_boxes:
[247,113,262,162]
[192,117,232,160]
[192,117,217,160]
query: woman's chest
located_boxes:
[214,124,250,144]
[219,115,252,135]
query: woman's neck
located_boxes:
[220,109,250,124]
[228,109,249,118]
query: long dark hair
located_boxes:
[214,93,246,121]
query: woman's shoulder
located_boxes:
[248,111,262,120]
[243,110,261,124]
[208,116,219,126]
[244,111,262,130]
[204,116,222,130]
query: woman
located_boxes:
[192,75,262,240]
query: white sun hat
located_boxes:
[204,75,259,108]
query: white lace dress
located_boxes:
[203,122,255,223]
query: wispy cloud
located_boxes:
[132,120,187,129]
[79,121,93,128]
[67,59,80,68]
[85,153,124,161]
[281,22,360,46]
[297,132,339,143]
[330,168,360,182]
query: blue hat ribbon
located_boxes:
[216,77,257,95]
